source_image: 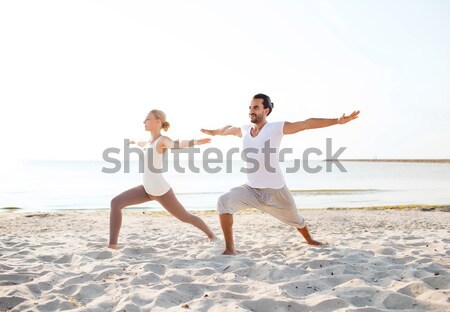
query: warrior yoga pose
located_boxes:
[108,109,215,249]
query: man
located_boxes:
[201,94,359,255]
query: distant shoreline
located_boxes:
[2,204,450,214]
[329,159,450,163]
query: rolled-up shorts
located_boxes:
[217,184,306,228]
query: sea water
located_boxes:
[1,160,450,212]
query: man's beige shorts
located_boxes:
[217,184,306,228]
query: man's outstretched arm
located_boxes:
[201,125,242,137]
[284,110,360,135]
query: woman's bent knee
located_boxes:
[110,197,123,211]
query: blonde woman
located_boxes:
[108,109,215,249]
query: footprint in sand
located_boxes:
[84,250,113,260]
[142,263,166,275]
[397,281,433,298]
[382,292,417,310]
[422,275,450,290]
[93,267,125,281]
[0,296,27,311]
[54,254,74,264]
[131,272,160,285]
[240,298,309,312]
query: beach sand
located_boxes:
[0,209,449,311]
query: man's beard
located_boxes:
[250,114,263,123]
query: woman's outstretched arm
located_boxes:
[158,136,211,152]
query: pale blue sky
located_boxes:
[0,0,449,161]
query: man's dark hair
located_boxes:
[253,93,274,116]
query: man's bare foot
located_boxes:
[107,243,119,250]
[307,240,323,246]
[222,249,237,255]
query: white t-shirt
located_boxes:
[241,121,286,189]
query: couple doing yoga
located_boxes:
[108,93,359,255]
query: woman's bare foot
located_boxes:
[222,249,237,255]
[107,243,119,250]
[209,235,217,242]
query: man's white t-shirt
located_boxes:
[241,121,286,189]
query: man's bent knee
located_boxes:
[217,193,235,214]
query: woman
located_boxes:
[108,109,215,249]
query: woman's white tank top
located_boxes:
[142,136,171,196]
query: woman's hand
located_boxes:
[200,129,219,136]
[194,138,211,145]
[161,136,211,150]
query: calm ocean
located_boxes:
[1,160,450,212]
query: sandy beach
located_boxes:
[0,208,449,311]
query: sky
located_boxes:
[0,0,449,161]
